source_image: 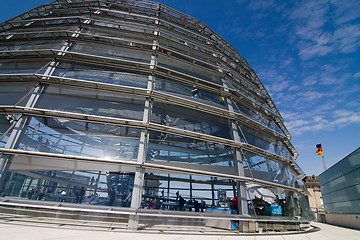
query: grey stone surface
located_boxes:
[0,220,359,240]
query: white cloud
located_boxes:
[248,0,276,10]
[297,91,325,101]
[334,24,360,53]
[331,110,360,127]
[282,58,293,66]
[233,0,360,140]
[297,42,334,60]
[283,109,360,135]
[285,119,309,129]
[290,1,329,35]
[334,114,360,125]
[281,112,298,120]
[301,75,318,86]
[288,0,360,59]
[330,0,360,25]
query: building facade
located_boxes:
[319,147,360,229]
[302,176,324,220]
[0,0,313,232]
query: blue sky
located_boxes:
[1,0,359,176]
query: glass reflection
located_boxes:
[0,59,47,75]
[71,41,151,62]
[151,101,230,139]
[0,83,35,106]
[0,168,134,208]
[157,55,222,84]
[141,172,237,213]
[232,99,284,135]
[240,124,291,159]
[147,130,234,167]
[154,76,227,109]
[247,185,311,219]
[140,172,313,221]
[0,39,62,51]
[243,151,297,188]
[52,62,149,88]
[36,85,145,120]
[18,116,140,160]
[0,115,12,148]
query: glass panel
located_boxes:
[105,10,157,25]
[0,59,47,74]
[240,124,291,159]
[82,28,154,47]
[157,44,216,71]
[243,151,297,188]
[17,116,141,161]
[157,55,222,84]
[159,27,211,54]
[70,41,151,63]
[348,148,360,169]
[0,39,62,51]
[141,172,237,213]
[248,186,314,220]
[141,172,314,220]
[154,76,227,109]
[93,20,154,35]
[0,82,35,105]
[151,101,231,139]
[161,39,217,65]
[106,171,134,207]
[233,100,283,135]
[147,130,234,167]
[36,85,145,120]
[0,115,12,148]
[0,167,135,208]
[52,62,149,88]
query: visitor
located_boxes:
[148,201,155,209]
[178,196,185,211]
[76,186,85,204]
[109,188,116,206]
[194,199,199,212]
[200,199,206,212]
[191,85,199,98]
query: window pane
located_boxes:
[147,130,234,167]
[17,116,141,161]
[36,85,145,120]
[151,101,231,139]
[52,62,149,88]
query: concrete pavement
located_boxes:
[0,218,359,240]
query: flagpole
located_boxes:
[322,156,326,171]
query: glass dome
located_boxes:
[0,0,314,233]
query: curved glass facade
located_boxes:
[0,0,313,233]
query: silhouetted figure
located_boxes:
[155,199,161,209]
[191,85,199,98]
[194,199,199,212]
[188,199,193,212]
[178,196,185,211]
[200,199,206,212]
[109,189,116,206]
[76,186,85,204]
[27,187,34,199]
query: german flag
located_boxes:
[315,144,324,156]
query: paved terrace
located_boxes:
[0,211,359,240]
